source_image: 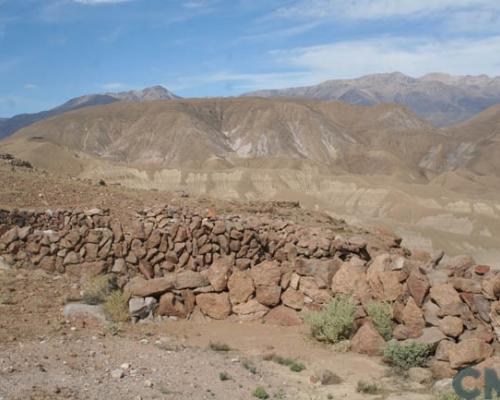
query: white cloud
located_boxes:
[101,82,127,90]
[24,84,38,89]
[270,36,500,81]
[271,0,500,20]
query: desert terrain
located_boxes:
[1,97,499,265]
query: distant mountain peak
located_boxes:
[243,72,500,126]
[107,85,181,102]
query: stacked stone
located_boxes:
[1,205,499,377]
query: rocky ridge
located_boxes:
[0,205,499,380]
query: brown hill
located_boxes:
[1,98,499,265]
[2,97,464,177]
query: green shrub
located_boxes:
[242,360,257,374]
[252,387,269,399]
[356,380,380,394]
[305,294,357,343]
[366,301,393,340]
[219,372,231,381]
[263,354,305,372]
[383,341,432,371]
[83,275,112,305]
[433,392,460,400]
[103,290,129,323]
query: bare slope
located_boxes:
[0,85,180,140]
[3,97,459,176]
[244,72,500,127]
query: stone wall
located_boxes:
[1,205,500,378]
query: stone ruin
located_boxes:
[1,205,500,379]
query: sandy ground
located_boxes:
[0,265,437,400]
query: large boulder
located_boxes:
[281,288,304,310]
[351,322,386,356]
[251,261,282,286]
[195,293,231,320]
[206,256,233,291]
[402,297,426,338]
[438,316,464,338]
[256,285,281,306]
[174,270,209,289]
[407,270,430,307]
[125,276,175,297]
[448,339,493,369]
[430,284,462,309]
[227,270,254,305]
[264,305,302,326]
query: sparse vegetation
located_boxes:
[433,392,460,400]
[263,353,306,372]
[219,371,231,381]
[0,293,12,305]
[242,360,257,374]
[102,290,129,323]
[305,294,357,343]
[356,380,380,394]
[366,301,393,340]
[82,275,112,305]
[383,341,432,372]
[253,386,270,399]
[209,342,232,352]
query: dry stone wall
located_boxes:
[1,205,500,378]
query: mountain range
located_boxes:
[244,72,500,127]
[0,85,180,140]
[1,95,499,265]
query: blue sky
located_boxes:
[1,0,500,116]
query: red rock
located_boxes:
[407,270,430,306]
[227,270,254,305]
[430,283,462,309]
[351,322,386,356]
[139,261,154,279]
[255,285,281,306]
[195,293,231,319]
[125,276,175,297]
[448,339,493,369]
[402,297,425,338]
[264,305,302,326]
[206,256,233,291]
[281,288,304,310]
[251,261,282,286]
[157,293,188,318]
[438,316,464,338]
[475,265,490,275]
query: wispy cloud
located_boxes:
[100,82,127,91]
[270,35,500,81]
[270,0,500,21]
[74,0,135,4]
[24,84,38,90]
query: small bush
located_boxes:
[83,275,112,305]
[366,301,393,340]
[103,290,129,323]
[305,294,357,343]
[433,392,460,400]
[242,360,257,374]
[289,362,306,372]
[383,341,432,372]
[252,387,269,399]
[263,354,305,372]
[356,380,380,394]
[209,342,231,352]
[219,372,231,381]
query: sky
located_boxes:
[1,0,500,116]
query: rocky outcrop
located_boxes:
[1,205,499,377]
